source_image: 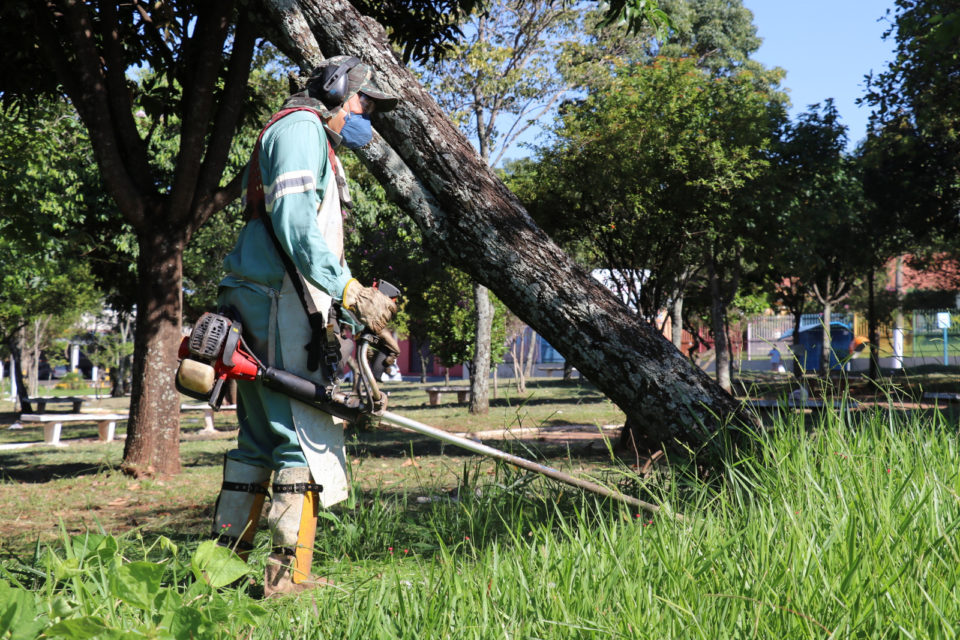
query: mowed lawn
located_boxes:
[1,378,960,637]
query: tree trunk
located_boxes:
[523,328,537,380]
[470,283,492,414]
[671,295,684,351]
[511,339,526,394]
[262,0,750,449]
[708,261,731,393]
[821,296,833,377]
[892,256,905,370]
[121,230,185,477]
[7,334,32,413]
[417,344,428,384]
[867,270,880,379]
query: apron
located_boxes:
[274,158,349,507]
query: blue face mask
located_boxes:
[340,111,373,149]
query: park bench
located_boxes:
[747,398,860,414]
[538,364,579,378]
[425,386,471,406]
[922,392,960,405]
[16,412,128,446]
[25,396,93,412]
[180,403,237,432]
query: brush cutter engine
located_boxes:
[176,303,399,421]
[175,312,264,409]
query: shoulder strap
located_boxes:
[245,107,338,221]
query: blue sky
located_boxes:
[746,0,899,150]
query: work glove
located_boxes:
[376,330,400,358]
[342,279,397,333]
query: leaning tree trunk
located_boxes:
[121,229,186,477]
[470,283,493,414]
[259,0,750,449]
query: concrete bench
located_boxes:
[17,413,128,446]
[26,396,91,412]
[181,404,237,432]
[425,386,471,406]
[538,365,578,378]
[922,392,960,405]
[747,398,860,413]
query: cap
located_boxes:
[306,56,399,113]
[357,77,399,112]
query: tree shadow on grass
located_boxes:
[0,456,116,483]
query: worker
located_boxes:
[211,56,399,597]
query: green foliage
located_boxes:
[1,531,266,639]
[422,267,507,368]
[519,56,783,321]
[657,0,763,73]
[770,101,870,310]
[340,154,442,343]
[862,0,960,239]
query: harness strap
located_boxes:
[272,482,324,494]
[221,481,270,495]
[245,107,337,221]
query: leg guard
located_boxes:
[264,467,323,595]
[211,457,271,560]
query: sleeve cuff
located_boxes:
[341,278,359,309]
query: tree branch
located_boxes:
[98,1,154,192]
[169,1,233,222]
[45,0,146,227]
[192,10,257,227]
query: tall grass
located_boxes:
[4,405,960,638]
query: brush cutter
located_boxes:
[175,307,661,514]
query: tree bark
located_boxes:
[671,295,684,351]
[470,283,492,414]
[121,229,186,477]
[892,256,905,370]
[260,0,751,450]
[7,335,32,413]
[867,270,880,379]
[708,261,731,393]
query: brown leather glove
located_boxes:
[377,330,400,358]
[342,279,397,333]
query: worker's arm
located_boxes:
[259,115,352,299]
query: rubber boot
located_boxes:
[263,467,328,598]
[211,457,271,560]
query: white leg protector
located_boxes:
[265,467,323,592]
[212,457,271,560]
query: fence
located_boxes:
[743,310,960,362]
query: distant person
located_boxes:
[769,346,785,373]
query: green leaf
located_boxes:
[169,606,204,640]
[108,562,165,611]
[0,579,46,640]
[190,540,251,588]
[44,616,108,639]
[72,533,119,567]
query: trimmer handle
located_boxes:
[373,279,401,301]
